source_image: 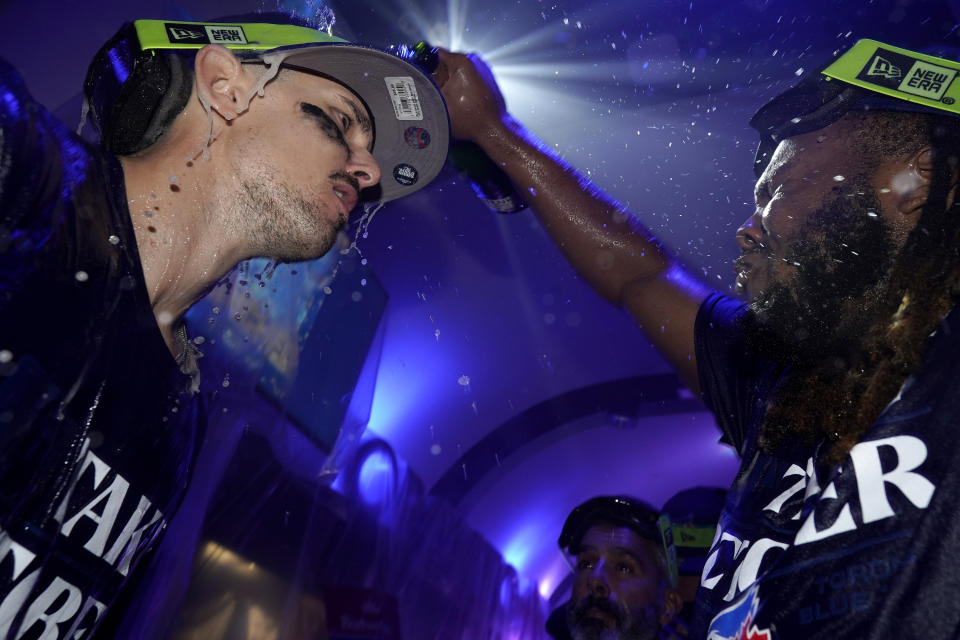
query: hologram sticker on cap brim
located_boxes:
[384,77,423,120]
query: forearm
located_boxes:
[476,115,676,305]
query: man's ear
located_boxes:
[658,587,684,627]
[194,45,253,121]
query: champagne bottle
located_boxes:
[407,41,528,214]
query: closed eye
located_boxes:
[335,110,352,134]
[300,102,348,152]
[754,181,771,208]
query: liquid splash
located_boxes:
[261,0,336,34]
[340,201,387,260]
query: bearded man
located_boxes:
[555,496,682,640]
[436,39,960,639]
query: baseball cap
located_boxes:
[558,495,678,586]
[750,39,960,177]
[659,486,725,577]
[84,16,450,203]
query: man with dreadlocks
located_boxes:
[436,40,960,639]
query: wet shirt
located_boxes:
[691,293,960,640]
[0,59,203,638]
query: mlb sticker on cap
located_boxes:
[393,163,419,186]
[404,127,431,149]
[385,77,423,121]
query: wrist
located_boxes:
[469,113,522,154]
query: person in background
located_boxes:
[553,496,682,640]
[658,487,727,639]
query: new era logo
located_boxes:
[167,26,205,42]
[204,26,247,44]
[855,46,957,102]
[866,55,901,79]
[164,23,247,46]
[898,60,957,100]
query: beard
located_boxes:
[567,595,660,640]
[237,176,347,263]
[738,181,897,370]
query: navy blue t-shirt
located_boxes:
[0,59,203,638]
[691,293,960,639]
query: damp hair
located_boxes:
[759,109,960,463]
[112,12,319,155]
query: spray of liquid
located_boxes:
[193,58,284,162]
[341,201,387,259]
[261,0,336,34]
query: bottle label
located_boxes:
[384,77,423,120]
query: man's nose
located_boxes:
[736,210,764,253]
[346,148,382,189]
[588,561,611,598]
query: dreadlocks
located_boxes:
[754,111,960,463]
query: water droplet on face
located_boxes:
[107,235,120,245]
[75,270,89,282]
[157,311,173,324]
[169,174,179,184]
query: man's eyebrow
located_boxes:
[300,102,346,145]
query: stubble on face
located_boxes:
[237,173,348,263]
[567,594,660,640]
[738,179,897,369]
